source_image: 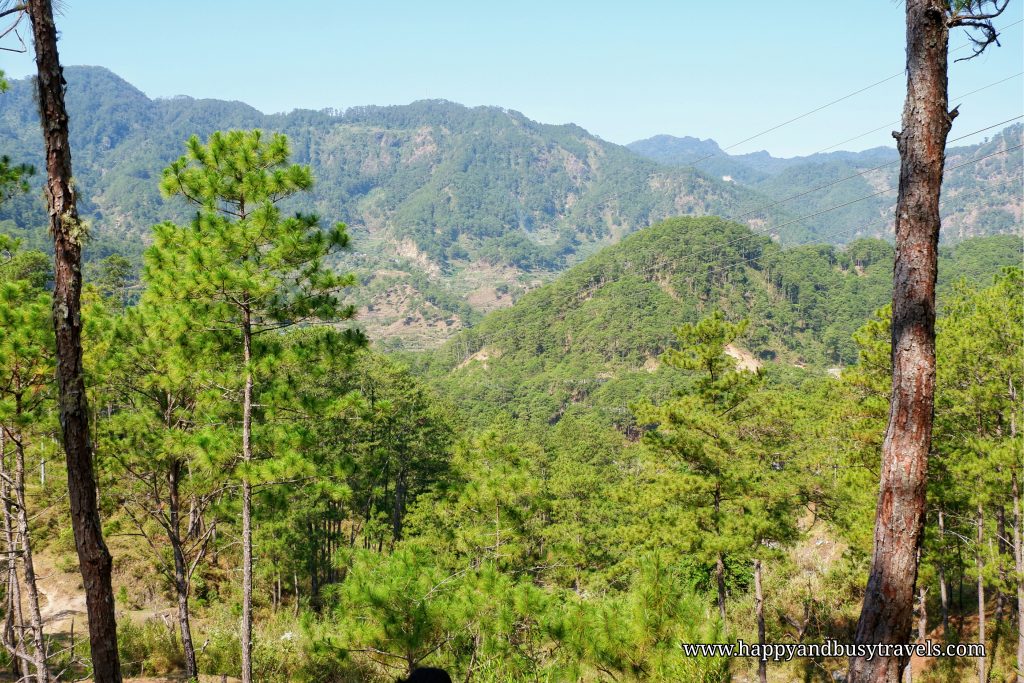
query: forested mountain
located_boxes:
[420,217,1021,430]
[1,67,1018,351]
[0,67,772,348]
[629,123,1023,243]
[1,53,1022,683]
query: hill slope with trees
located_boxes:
[629,123,1023,243]
[2,67,1018,352]
[419,217,1021,431]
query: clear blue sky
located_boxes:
[3,1,1022,156]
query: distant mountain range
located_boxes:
[628,125,1022,244]
[0,66,1019,349]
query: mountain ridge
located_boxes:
[1,66,1019,351]
[628,124,1022,243]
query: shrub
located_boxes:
[117,618,183,676]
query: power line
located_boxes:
[659,123,1024,268]
[451,171,1021,370]
[697,170,1022,282]
[590,74,1022,233]
[560,144,1022,300]
[390,70,1023,322]
[459,125,1021,314]
[677,19,1023,168]
[730,114,1022,225]
[817,72,1023,153]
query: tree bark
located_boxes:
[715,552,726,623]
[167,459,198,681]
[977,504,985,683]
[11,426,50,683]
[849,2,953,680]
[939,510,949,637]
[24,2,122,680]
[714,483,726,623]
[918,584,927,643]
[754,559,766,683]
[997,507,1009,627]
[240,309,254,683]
[391,469,407,546]
[1013,472,1023,683]
[0,429,29,682]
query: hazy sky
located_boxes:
[3,1,1022,156]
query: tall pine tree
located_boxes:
[636,312,799,624]
[144,130,363,682]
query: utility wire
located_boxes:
[424,64,1023,317]
[463,126,1021,311]
[455,171,1020,369]
[559,145,1022,300]
[677,19,1023,168]
[817,72,1023,153]
[697,170,1022,282]
[658,124,1024,268]
[731,114,1022,223]
[592,73,1022,228]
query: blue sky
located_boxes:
[3,1,1022,156]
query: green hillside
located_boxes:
[420,217,1021,429]
[3,68,1017,352]
[629,123,1023,243]
[0,67,771,269]
[0,67,783,349]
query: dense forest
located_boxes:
[0,68,1020,351]
[0,0,1022,680]
[0,118,1021,680]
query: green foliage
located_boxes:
[117,619,185,676]
[634,312,801,615]
[147,129,359,331]
[0,237,54,446]
[561,554,729,682]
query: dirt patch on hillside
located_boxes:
[466,286,513,311]
[457,346,502,370]
[725,344,762,372]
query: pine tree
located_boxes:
[0,238,53,681]
[22,1,125,676]
[95,302,229,681]
[852,3,1010,678]
[636,311,799,625]
[144,129,363,683]
[934,269,1023,682]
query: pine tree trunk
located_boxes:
[918,584,927,643]
[939,510,949,637]
[977,504,986,683]
[173,557,197,683]
[998,508,1009,627]
[167,460,198,681]
[11,427,50,683]
[0,429,29,680]
[392,469,407,546]
[849,2,953,680]
[1013,472,1023,683]
[240,311,254,683]
[24,2,122,680]
[755,559,766,683]
[715,552,727,623]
